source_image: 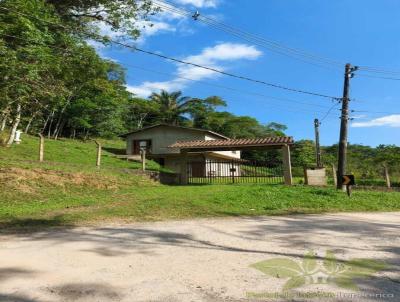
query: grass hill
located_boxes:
[0,134,399,230]
[0,134,161,171]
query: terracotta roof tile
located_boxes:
[168,136,294,149]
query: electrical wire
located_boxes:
[320,102,341,122]
[154,0,345,68]
[155,0,400,78]
[0,6,341,100]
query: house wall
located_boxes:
[205,135,241,159]
[126,126,206,155]
[164,154,204,174]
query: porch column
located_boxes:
[180,150,188,185]
[282,144,293,185]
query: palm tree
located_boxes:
[149,90,197,125]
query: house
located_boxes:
[121,124,241,175]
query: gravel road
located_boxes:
[0,212,399,302]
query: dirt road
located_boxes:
[0,212,399,302]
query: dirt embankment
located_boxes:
[0,167,121,193]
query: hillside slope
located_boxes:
[0,134,161,171]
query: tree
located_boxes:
[291,140,316,168]
[44,0,157,42]
[189,96,226,129]
[149,90,197,125]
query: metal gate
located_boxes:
[187,159,284,184]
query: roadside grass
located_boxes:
[1,168,399,230]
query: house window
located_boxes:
[132,139,152,155]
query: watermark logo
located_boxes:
[250,250,387,292]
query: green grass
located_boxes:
[0,134,162,172]
[1,172,399,230]
[0,133,399,230]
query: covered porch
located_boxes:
[169,136,294,185]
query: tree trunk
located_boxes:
[54,119,65,140]
[0,106,10,132]
[24,111,38,134]
[52,100,70,138]
[6,103,21,145]
[47,110,55,139]
[41,114,50,135]
[0,114,7,132]
[71,128,76,139]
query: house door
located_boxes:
[132,140,141,155]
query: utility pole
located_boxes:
[337,63,358,189]
[314,118,322,168]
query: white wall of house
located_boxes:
[204,135,240,159]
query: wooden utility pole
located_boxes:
[314,118,322,168]
[337,63,358,189]
[38,133,44,162]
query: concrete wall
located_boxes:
[165,154,204,174]
[304,168,327,186]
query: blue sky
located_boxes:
[99,0,400,146]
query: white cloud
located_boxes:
[136,20,176,43]
[351,115,400,128]
[92,19,175,46]
[127,42,262,97]
[174,0,219,8]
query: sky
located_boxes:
[98,0,400,146]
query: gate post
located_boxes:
[180,150,188,185]
[282,144,293,185]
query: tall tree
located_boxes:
[149,90,197,125]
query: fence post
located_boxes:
[332,164,337,186]
[231,160,235,184]
[38,133,44,162]
[383,164,391,188]
[94,140,101,168]
[282,144,293,185]
[180,150,188,185]
[141,148,146,171]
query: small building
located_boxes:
[121,124,241,175]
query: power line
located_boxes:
[3,6,398,118]
[0,5,341,100]
[0,32,341,119]
[124,64,335,109]
[320,102,341,123]
[155,0,400,78]
[117,41,340,99]
[153,1,344,71]
[125,64,340,117]
[356,73,400,81]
